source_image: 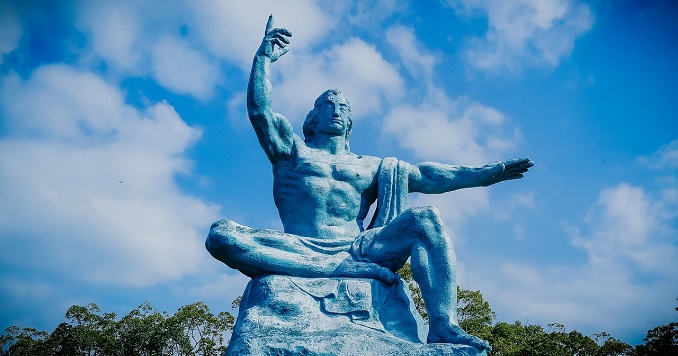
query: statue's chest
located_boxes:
[280,154,373,192]
[295,159,366,182]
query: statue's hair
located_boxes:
[303,89,353,152]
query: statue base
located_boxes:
[226,275,487,356]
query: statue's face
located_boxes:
[315,93,351,136]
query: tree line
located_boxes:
[2,266,676,355]
[1,302,234,356]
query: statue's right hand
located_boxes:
[333,260,398,285]
[257,15,292,62]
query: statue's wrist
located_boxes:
[255,52,273,62]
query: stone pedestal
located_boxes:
[226,275,487,356]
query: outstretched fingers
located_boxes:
[267,27,292,41]
[505,158,533,173]
[266,28,291,53]
[272,31,291,43]
[486,158,532,184]
[271,37,288,50]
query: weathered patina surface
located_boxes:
[206,16,533,355]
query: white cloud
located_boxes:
[72,0,337,99]
[0,64,220,287]
[383,95,521,165]
[187,0,332,71]
[638,138,678,170]
[411,189,490,233]
[448,0,593,72]
[150,36,220,99]
[337,0,404,28]
[272,38,405,124]
[380,24,521,165]
[0,1,22,62]
[386,26,437,85]
[492,192,535,221]
[572,183,677,276]
[75,0,146,74]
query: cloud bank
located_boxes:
[0,64,219,287]
[448,0,594,73]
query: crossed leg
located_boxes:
[206,219,397,284]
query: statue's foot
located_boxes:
[427,324,490,351]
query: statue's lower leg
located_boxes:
[411,243,490,351]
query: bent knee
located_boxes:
[402,206,446,241]
[404,206,442,226]
[209,219,240,231]
[205,220,247,258]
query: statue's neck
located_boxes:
[309,134,346,155]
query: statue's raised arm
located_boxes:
[247,16,294,164]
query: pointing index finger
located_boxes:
[265,15,274,34]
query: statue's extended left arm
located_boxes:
[408,158,534,193]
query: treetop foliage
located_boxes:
[1,301,234,356]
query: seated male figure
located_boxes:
[206,16,533,351]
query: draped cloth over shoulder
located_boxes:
[370,157,409,229]
[352,157,409,259]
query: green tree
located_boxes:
[63,303,119,355]
[0,326,49,356]
[1,301,235,356]
[458,288,496,340]
[117,302,173,355]
[633,297,678,356]
[45,323,79,356]
[561,329,599,355]
[168,302,235,356]
[634,322,678,355]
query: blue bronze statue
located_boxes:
[207,16,533,355]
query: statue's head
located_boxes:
[303,89,353,151]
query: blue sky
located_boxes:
[1,0,677,346]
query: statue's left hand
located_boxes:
[482,157,533,186]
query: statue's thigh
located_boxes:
[359,214,420,270]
